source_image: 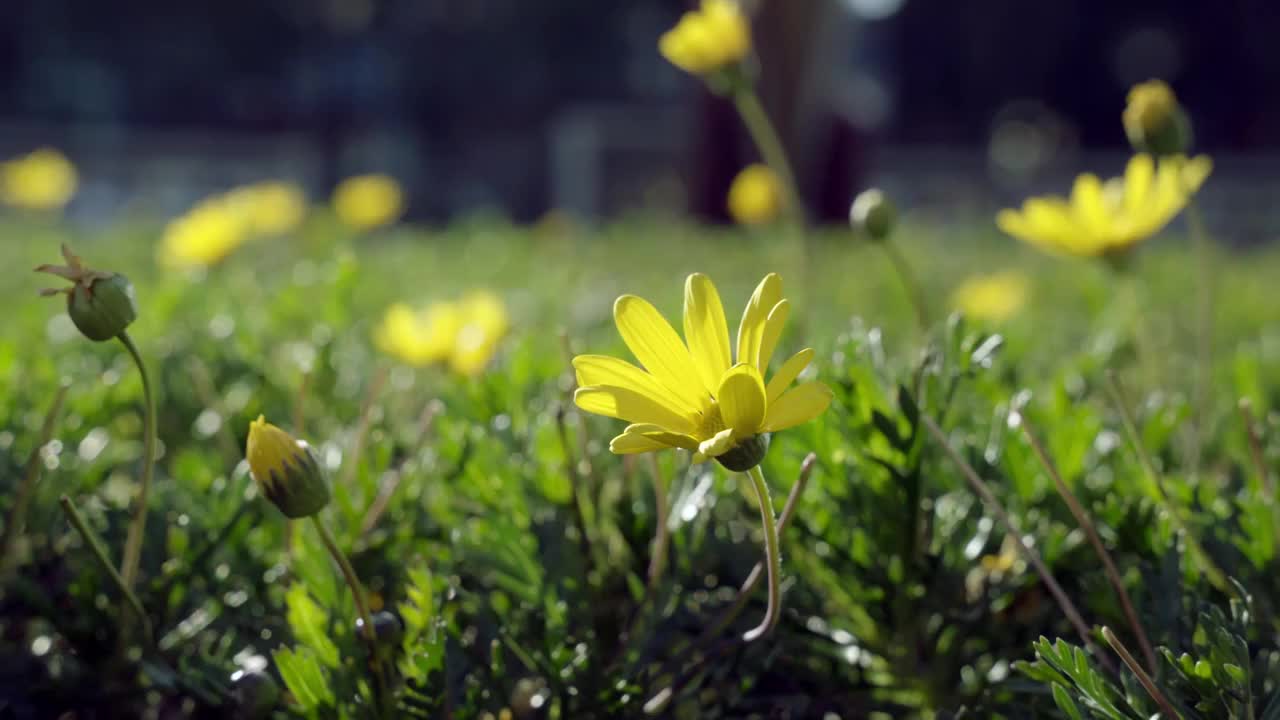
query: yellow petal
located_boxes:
[1122,154,1155,216]
[610,431,669,455]
[574,386,697,435]
[683,273,732,396]
[717,363,766,436]
[736,273,781,367]
[1069,173,1111,238]
[614,295,708,410]
[619,423,701,452]
[697,427,736,458]
[763,382,833,432]
[573,355,700,417]
[755,299,790,374]
[765,348,814,405]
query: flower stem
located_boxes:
[732,89,803,225]
[59,495,154,647]
[117,330,156,590]
[920,414,1114,673]
[311,516,389,716]
[742,464,782,643]
[1103,371,1234,596]
[1021,419,1157,674]
[879,240,931,331]
[0,382,69,570]
[646,453,669,589]
[1186,198,1212,480]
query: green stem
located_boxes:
[879,241,930,332]
[646,453,669,588]
[311,516,390,716]
[1104,371,1233,596]
[732,89,803,224]
[59,495,154,647]
[742,464,781,642]
[1,383,69,569]
[118,331,156,590]
[1186,198,1212,480]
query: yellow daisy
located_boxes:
[333,174,404,232]
[996,153,1211,258]
[373,301,461,367]
[658,0,751,77]
[450,291,509,377]
[0,148,78,211]
[574,273,831,471]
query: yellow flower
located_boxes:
[373,301,461,367]
[574,273,831,471]
[0,148,78,211]
[659,0,751,77]
[727,164,782,225]
[951,271,1028,323]
[996,153,1212,258]
[159,196,253,269]
[333,174,404,231]
[1123,80,1189,156]
[227,181,308,236]
[451,291,509,377]
[246,416,330,518]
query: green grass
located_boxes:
[2,211,1279,718]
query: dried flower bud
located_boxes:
[1123,80,1192,157]
[849,189,896,242]
[35,244,138,342]
[245,416,330,519]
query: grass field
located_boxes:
[2,206,1280,719]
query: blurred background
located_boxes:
[2,0,1278,236]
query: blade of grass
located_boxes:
[1,382,70,570]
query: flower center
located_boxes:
[697,400,727,441]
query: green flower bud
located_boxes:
[246,416,330,519]
[67,274,138,341]
[715,433,770,472]
[229,669,280,720]
[849,189,896,242]
[1123,80,1192,157]
[35,243,138,342]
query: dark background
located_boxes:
[2,0,1276,222]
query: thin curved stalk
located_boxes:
[742,464,781,643]
[60,495,154,647]
[118,331,156,589]
[311,517,389,717]
[1102,627,1182,719]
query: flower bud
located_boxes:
[67,274,138,341]
[715,433,770,472]
[1123,80,1192,157]
[36,244,138,342]
[246,416,330,519]
[849,189,896,242]
[229,669,280,720]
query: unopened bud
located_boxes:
[1123,79,1192,157]
[245,416,330,519]
[849,189,896,242]
[35,244,138,342]
[229,669,280,720]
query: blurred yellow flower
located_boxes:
[374,301,460,367]
[727,164,782,225]
[573,273,831,471]
[659,0,751,77]
[951,271,1029,323]
[159,196,252,270]
[451,291,510,377]
[333,174,404,231]
[996,153,1211,258]
[0,148,78,211]
[374,291,510,376]
[227,181,308,236]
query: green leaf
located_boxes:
[274,645,335,712]
[285,584,340,669]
